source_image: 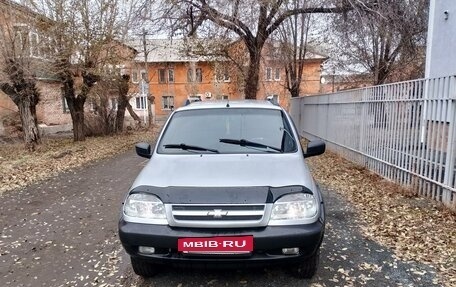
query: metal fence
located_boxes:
[290,76,456,210]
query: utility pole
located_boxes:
[142,28,154,127]
[142,28,149,76]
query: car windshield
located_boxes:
[157,108,297,154]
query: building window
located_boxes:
[14,28,27,49]
[168,69,174,83]
[216,68,230,82]
[131,70,139,83]
[158,69,166,83]
[223,73,230,82]
[162,95,174,110]
[195,68,202,82]
[188,68,202,83]
[29,32,40,57]
[274,68,280,81]
[140,70,147,82]
[135,95,147,110]
[222,95,229,100]
[187,69,192,82]
[159,69,174,83]
[265,67,272,81]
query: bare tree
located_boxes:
[0,60,41,150]
[93,39,142,134]
[85,74,117,136]
[275,0,313,98]
[0,1,49,150]
[149,0,351,99]
[328,0,429,85]
[39,0,126,141]
[86,72,141,135]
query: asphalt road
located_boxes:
[0,151,441,287]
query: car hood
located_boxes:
[131,153,315,190]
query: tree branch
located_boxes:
[266,6,351,37]
[257,5,268,40]
[190,0,255,42]
[265,0,284,26]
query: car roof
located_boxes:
[176,100,282,111]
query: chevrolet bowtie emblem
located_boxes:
[207,209,228,218]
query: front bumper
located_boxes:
[118,219,325,267]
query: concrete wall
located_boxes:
[425,0,456,78]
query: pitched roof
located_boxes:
[265,40,328,61]
[126,38,221,63]
[0,0,53,23]
[125,38,328,63]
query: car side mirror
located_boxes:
[304,140,325,158]
[135,142,152,159]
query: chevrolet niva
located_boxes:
[119,100,326,278]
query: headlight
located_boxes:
[269,193,318,225]
[123,193,167,224]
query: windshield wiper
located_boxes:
[219,138,281,152]
[164,143,219,153]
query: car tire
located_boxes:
[131,257,160,277]
[289,249,320,279]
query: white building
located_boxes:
[425,0,456,78]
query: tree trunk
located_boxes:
[69,96,86,141]
[147,95,154,129]
[126,102,142,123]
[62,70,98,141]
[290,85,300,98]
[115,74,130,133]
[1,59,41,151]
[244,50,262,100]
[116,97,128,132]
[60,70,86,142]
[17,98,41,151]
[375,63,389,85]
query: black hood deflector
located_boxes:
[129,185,313,204]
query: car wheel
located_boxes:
[289,249,320,279]
[130,257,160,277]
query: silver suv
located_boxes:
[118,100,326,278]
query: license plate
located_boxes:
[178,236,253,253]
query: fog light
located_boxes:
[138,246,155,254]
[282,247,299,255]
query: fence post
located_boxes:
[359,89,368,163]
[443,76,456,207]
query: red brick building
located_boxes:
[0,0,70,136]
[126,39,328,122]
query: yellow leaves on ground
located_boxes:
[306,150,456,286]
[0,130,157,195]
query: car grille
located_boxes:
[166,204,272,228]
